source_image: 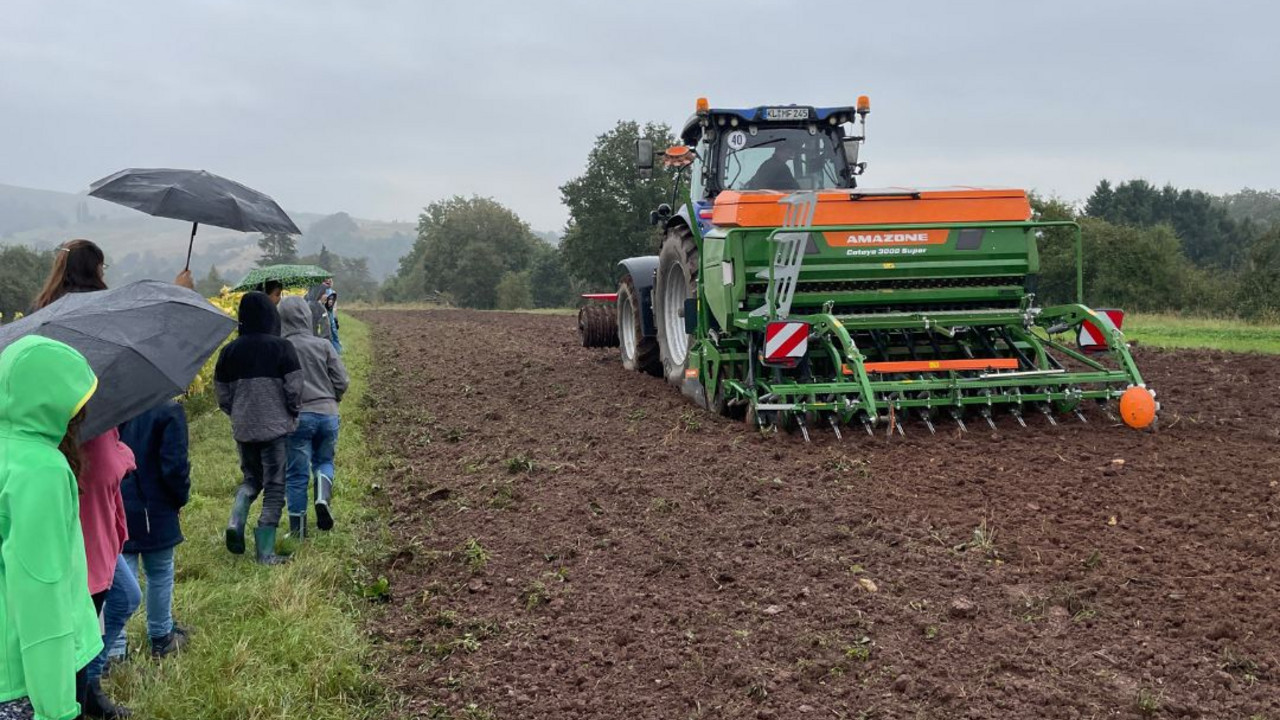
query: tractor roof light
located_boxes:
[857,95,871,115]
[696,97,710,115]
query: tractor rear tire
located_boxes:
[654,225,699,388]
[617,274,661,375]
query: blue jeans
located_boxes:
[88,555,140,680]
[329,315,343,354]
[110,547,176,649]
[286,412,340,515]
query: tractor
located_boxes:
[608,97,1158,438]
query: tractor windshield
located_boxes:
[721,127,844,192]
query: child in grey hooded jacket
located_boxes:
[278,297,350,538]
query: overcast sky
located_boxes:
[1,0,1275,231]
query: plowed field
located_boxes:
[363,309,1279,720]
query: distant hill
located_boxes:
[0,182,415,284]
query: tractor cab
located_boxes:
[639,97,871,203]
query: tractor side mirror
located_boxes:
[841,138,860,167]
[649,203,672,226]
[636,139,654,172]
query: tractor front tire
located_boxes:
[617,274,660,375]
[653,225,699,388]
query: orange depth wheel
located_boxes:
[1119,386,1158,429]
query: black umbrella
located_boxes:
[0,281,236,439]
[88,168,302,270]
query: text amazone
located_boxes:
[823,230,948,247]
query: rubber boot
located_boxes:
[83,677,131,718]
[150,625,190,658]
[225,487,252,555]
[254,526,289,565]
[288,513,307,541]
[315,474,334,531]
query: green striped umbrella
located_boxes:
[232,264,333,292]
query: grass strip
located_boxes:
[1124,313,1280,354]
[104,314,392,719]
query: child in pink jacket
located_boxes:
[78,429,138,717]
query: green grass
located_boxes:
[104,314,393,718]
[1123,313,1280,354]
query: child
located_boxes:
[278,297,349,538]
[117,400,192,657]
[32,237,139,717]
[0,336,104,720]
[214,291,302,565]
[321,280,342,354]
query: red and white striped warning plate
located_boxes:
[1078,309,1125,353]
[765,321,809,363]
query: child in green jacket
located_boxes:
[0,336,104,720]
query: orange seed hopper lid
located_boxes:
[710,187,1032,228]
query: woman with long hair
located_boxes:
[33,239,140,718]
[33,239,108,310]
[0,336,104,720]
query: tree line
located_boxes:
[1036,181,1280,321]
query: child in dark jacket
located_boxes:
[214,292,302,565]
[117,400,191,658]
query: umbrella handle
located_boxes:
[185,222,198,271]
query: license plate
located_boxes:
[764,107,810,121]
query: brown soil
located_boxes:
[362,309,1280,720]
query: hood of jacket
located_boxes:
[279,296,314,338]
[0,335,98,445]
[238,291,279,336]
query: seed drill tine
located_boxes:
[828,415,843,441]
[796,413,811,443]
[1012,408,1027,428]
[951,410,967,433]
[921,413,936,435]
[1076,409,1088,424]
[862,416,874,436]
[1041,406,1058,426]
[983,410,996,431]
[896,419,906,437]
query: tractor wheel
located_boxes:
[654,225,699,388]
[617,274,661,375]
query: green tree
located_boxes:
[0,245,52,318]
[1030,194,1088,306]
[1221,188,1280,230]
[389,196,537,308]
[1083,179,1113,218]
[529,244,574,308]
[1084,179,1255,269]
[1237,228,1280,321]
[194,264,227,296]
[316,245,336,274]
[257,232,298,265]
[559,120,677,288]
[495,270,533,310]
[1084,219,1197,312]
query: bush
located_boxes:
[1237,229,1280,321]
[495,271,533,310]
